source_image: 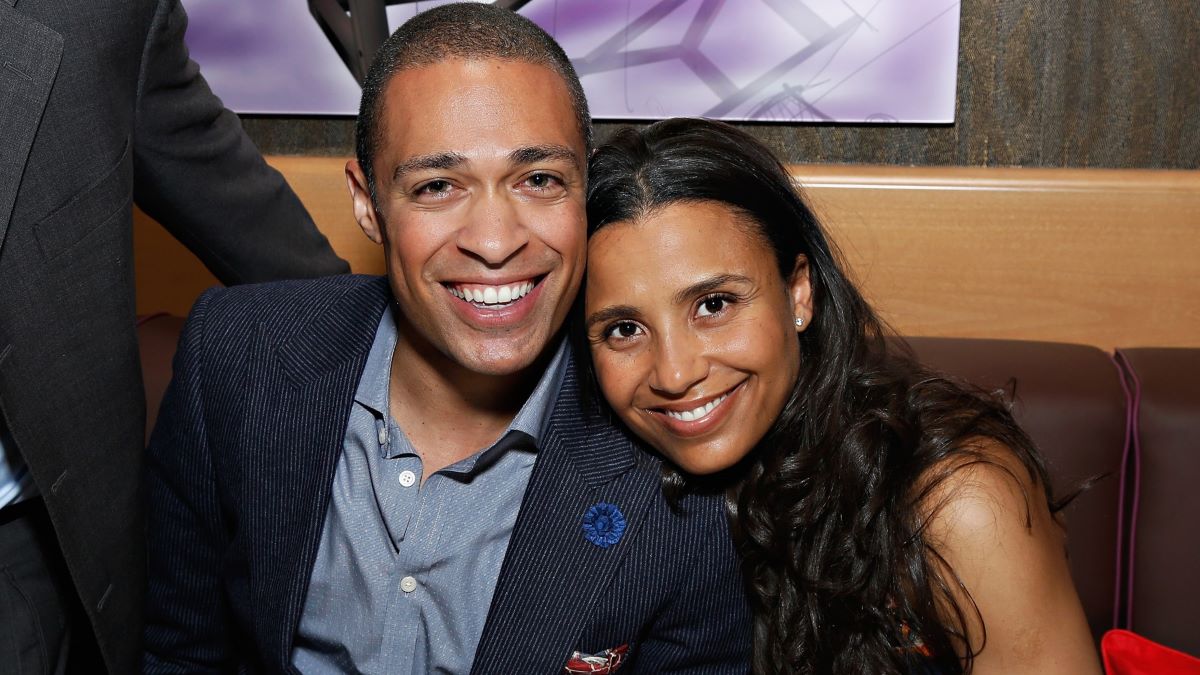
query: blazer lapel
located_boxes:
[471,359,660,674]
[0,3,61,251]
[236,277,391,668]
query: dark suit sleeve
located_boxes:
[632,508,753,674]
[131,0,348,285]
[143,290,232,673]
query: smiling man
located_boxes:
[142,4,750,673]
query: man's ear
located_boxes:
[789,254,814,332]
[346,159,384,245]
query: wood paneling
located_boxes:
[133,156,383,316]
[794,165,1200,349]
[133,158,1200,349]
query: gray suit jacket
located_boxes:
[0,0,347,671]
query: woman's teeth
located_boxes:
[664,393,729,422]
[450,281,535,306]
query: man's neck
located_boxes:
[387,321,552,476]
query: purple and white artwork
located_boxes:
[182,0,961,122]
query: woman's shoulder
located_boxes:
[915,439,1066,618]
[914,440,1100,673]
[915,439,1052,541]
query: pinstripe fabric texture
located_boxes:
[144,274,752,674]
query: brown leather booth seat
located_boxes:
[134,316,1198,651]
[1116,348,1200,657]
[907,337,1127,642]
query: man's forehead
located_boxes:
[377,58,585,173]
[381,57,573,118]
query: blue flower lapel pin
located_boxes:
[582,502,626,549]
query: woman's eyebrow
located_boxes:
[673,274,754,305]
[585,304,640,330]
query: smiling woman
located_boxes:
[585,200,808,476]
[580,118,1102,675]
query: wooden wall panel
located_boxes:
[133,157,385,316]
[134,208,221,317]
[133,158,1200,349]
[796,166,1200,349]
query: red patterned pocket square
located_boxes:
[563,644,629,674]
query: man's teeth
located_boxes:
[664,393,729,422]
[450,281,535,305]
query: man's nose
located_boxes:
[648,329,709,396]
[455,190,530,266]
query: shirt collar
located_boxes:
[354,304,569,472]
[504,335,569,448]
[352,304,397,418]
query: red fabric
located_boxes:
[563,644,628,674]
[1103,630,1200,675]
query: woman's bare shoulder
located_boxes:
[917,439,1051,543]
[915,440,1101,674]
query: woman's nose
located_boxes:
[648,329,709,396]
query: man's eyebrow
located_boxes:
[585,304,640,331]
[508,144,580,168]
[391,152,468,183]
[672,274,754,305]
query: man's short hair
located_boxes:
[355,2,592,203]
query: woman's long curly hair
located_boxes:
[583,119,1061,674]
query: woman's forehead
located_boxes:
[586,201,778,301]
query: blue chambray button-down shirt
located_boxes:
[291,305,568,675]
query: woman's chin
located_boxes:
[663,442,755,477]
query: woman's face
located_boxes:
[585,200,812,475]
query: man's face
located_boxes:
[348,58,587,377]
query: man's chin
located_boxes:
[449,335,558,378]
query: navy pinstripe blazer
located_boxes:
[143,274,752,674]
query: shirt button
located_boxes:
[398,470,417,487]
[377,425,388,446]
[400,576,418,593]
